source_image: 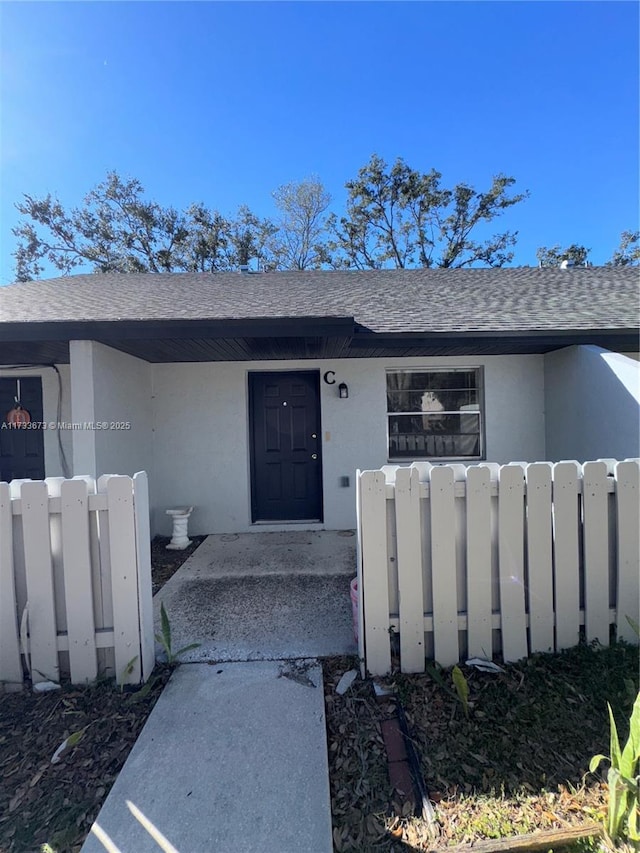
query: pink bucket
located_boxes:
[350,577,359,644]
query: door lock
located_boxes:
[311,453,318,460]
[311,433,317,439]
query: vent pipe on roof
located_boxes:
[560,259,575,270]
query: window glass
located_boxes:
[387,369,483,459]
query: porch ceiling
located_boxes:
[102,335,356,362]
[0,340,71,365]
[0,317,355,365]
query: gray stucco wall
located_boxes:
[70,341,153,480]
[150,354,546,535]
[544,345,640,461]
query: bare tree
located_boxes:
[270,177,331,269]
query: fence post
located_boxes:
[614,460,640,642]
[359,470,391,676]
[133,472,155,681]
[105,476,142,684]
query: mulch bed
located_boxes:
[0,667,173,853]
[0,536,205,853]
[151,535,207,595]
[323,641,639,851]
[323,656,398,851]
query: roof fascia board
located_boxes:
[350,328,639,347]
[0,316,356,343]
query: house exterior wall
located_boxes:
[0,364,73,478]
[544,345,640,462]
[69,341,153,479]
[150,354,546,535]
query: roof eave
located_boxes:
[349,328,640,355]
[0,315,356,342]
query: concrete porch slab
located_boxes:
[154,531,358,663]
[164,529,358,578]
[82,660,333,853]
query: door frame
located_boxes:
[247,369,324,524]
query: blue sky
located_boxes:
[1,1,638,283]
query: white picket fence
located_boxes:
[0,473,154,689]
[356,459,640,676]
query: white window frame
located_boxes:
[386,367,485,462]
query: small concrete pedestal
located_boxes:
[166,506,194,550]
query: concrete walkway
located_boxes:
[82,661,332,853]
[83,531,356,853]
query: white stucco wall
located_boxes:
[150,354,546,535]
[544,345,640,462]
[69,341,153,479]
[0,364,73,478]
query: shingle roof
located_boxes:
[1,267,638,334]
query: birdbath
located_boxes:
[165,506,194,550]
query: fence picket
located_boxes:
[395,466,425,673]
[96,475,117,679]
[355,470,365,676]
[96,475,115,637]
[105,476,142,684]
[360,470,391,675]
[552,462,581,650]
[430,466,459,666]
[526,463,554,653]
[614,460,640,642]
[61,479,97,683]
[20,481,59,684]
[466,466,493,659]
[44,478,66,638]
[498,465,528,662]
[10,480,30,620]
[583,461,611,645]
[0,482,22,686]
[133,472,155,681]
[412,463,434,660]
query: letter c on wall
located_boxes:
[323,371,336,385]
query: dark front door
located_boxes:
[0,377,46,481]
[249,371,323,522]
